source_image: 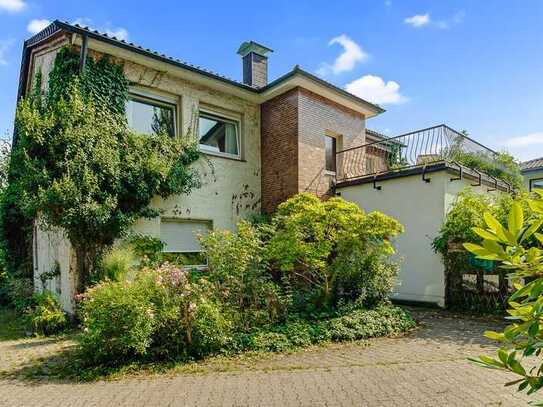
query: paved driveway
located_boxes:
[0,309,537,406]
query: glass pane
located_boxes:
[531,179,543,191]
[325,136,336,172]
[160,220,211,253]
[126,98,175,137]
[199,114,239,156]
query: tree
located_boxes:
[11,52,200,293]
[465,190,543,397]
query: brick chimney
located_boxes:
[237,41,273,88]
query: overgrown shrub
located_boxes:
[200,221,287,329]
[325,304,415,341]
[7,276,34,312]
[78,263,232,364]
[76,194,411,368]
[265,193,403,310]
[78,279,156,364]
[26,290,67,335]
[96,245,136,283]
[232,304,414,353]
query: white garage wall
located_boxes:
[338,169,495,307]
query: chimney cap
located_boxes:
[237,41,273,58]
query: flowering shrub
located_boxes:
[78,263,230,363]
[76,194,411,368]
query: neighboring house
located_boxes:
[19,21,512,311]
[521,157,543,191]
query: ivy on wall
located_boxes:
[1,46,200,292]
[47,47,129,114]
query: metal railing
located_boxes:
[335,124,504,182]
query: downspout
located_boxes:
[79,33,89,73]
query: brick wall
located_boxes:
[261,87,366,213]
[261,88,299,213]
[297,88,366,197]
[242,52,268,88]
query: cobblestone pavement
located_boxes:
[0,309,537,406]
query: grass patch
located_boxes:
[0,307,28,341]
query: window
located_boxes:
[126,95,176,137]
[325,135,337,173]
[198,112,240,158]
[160,219,211,267]
[530,178,543,192]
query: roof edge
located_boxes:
[21,20,385,115]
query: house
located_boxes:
[521,158,543,191]
[19,21,512,311]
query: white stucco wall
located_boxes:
[338,169,496,307]
[123,58,262,236]
[33,45,261,312]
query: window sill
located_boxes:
[200,150,246,162]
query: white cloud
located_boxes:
[0,0,26,12]
[404,13,430,28]
[27,19,51,34]
[104,27,129,41]
[316,34,368,76]
[503,133,543,148]
[500,132,543,161]
[73,18,129,41]
[345,75,407,105]
[405,11,464,30]
[0,39,14,65]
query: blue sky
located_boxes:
[0,0,542,160]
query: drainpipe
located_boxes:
[79,33,88,73]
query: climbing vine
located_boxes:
[2,46,201,293]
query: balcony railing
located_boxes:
[335,124,510,188]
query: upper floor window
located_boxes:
[325,135,337,173]
[198,111,240,158]
[126,95,176,137]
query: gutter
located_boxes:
[19,20,384,116]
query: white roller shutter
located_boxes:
[160,220,211,253]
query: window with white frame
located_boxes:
[198,111,240,158]
[160,219,211,267]
[126,94,176,137]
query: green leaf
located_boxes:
[463,242,488,255]
[473,227,499,241]
[484,212,516,244]
[529,199,543,215]
[485,331,505,341]
[521,219,543,243]
[509,359,527,376]
[478,355,505,369]
[508,202,524,238]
